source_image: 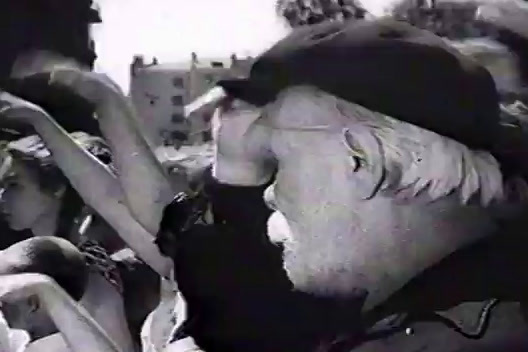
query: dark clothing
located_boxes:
[168,170,363,352]
[165,170,528,352]
[0,0,100,139]
[353,302,528,352]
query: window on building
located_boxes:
[171,130,187,142]
[211,61,224,68]
[204,73,216,85]
[171,95,184,106]
[172,113,185,123]
[172,77,184,87]
[203,130,212,142]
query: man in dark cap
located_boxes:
[169,8,528,352]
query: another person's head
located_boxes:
[0,236,89,338]
[0,132,117,248]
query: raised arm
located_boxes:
[0,91,172,277]
[0,273,122,352]
[44,68,188,235]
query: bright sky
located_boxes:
[92,0,393,92]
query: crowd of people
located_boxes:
[1,1,528,352]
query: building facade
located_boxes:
[129,53,253,147]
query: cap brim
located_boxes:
[184,86,228,118]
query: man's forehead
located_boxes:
[214,87,366,135]
[261,86,353,130]
[216,101,263,122]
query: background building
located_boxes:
[129,52,253,147]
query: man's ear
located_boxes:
[341,126,385,199]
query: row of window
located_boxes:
[146,95,183,106]
[171,95,183,106]
[148,97,182,106]
[171,73,218,88]
[170,77,216,107]
[145,73,220,109]
[163,130,213,144]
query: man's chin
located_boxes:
[268,211,334,294]
[267,210,370,301]
[8,222,25,232]
[281,247,366,302]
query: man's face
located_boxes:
[214,87,497,310]
[261,88,378,300]
[214,90,379,300]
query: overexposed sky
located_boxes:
[93,0,393,91]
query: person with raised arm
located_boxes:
[0,90,172,278]
[0,236,122,352]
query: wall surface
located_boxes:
[129,65,191,146]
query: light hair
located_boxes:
[267,85,509,206]
[6,132,112,191]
